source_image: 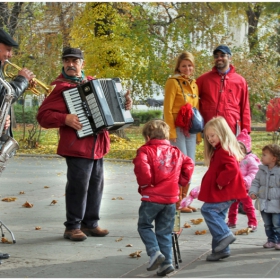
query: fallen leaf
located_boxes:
[183,222,191,228]
[35,226,41,230]
[50,200,58,205]
[195,230,207,235]
[126,244,133,247]
[191,218,204,225]
[44,186,50,188]
[115,237,123,242]
[129,250,142,258]
[235,228,252,235]
[1,237,12,244]
[2,197,17,202]
[19,191,25,195]
[22,201,33,208]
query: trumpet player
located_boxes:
[0,29,35,136]
[0,28,35,264]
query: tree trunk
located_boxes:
[245,3,263,54]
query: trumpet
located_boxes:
[3,60,56,96]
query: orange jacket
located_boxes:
[163,74,201,141]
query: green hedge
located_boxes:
[131,110,162,124]
[14,105,163,126]
[14,104,38,124]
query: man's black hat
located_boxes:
[0,29,19,47]
[62,47,84,59]
[213,45,232,56]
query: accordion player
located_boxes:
[62,78,134,138]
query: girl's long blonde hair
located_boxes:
[203,117,244,166]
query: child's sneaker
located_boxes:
[248,225,257,232]
[226,222,236,229]
[275,244,280,250]
[157,264,175,276]
[147,251,165,271]
[263,241,276,248]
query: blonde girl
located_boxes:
[198,117,247,261]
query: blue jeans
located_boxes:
[261,211,280,244]
[201,201,234,254]
[64,157,104,230]
[170,127,196,162]
[138,201,175,265]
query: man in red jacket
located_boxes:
[196,45,251,136]
[37,47,132,242]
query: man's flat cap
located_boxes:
[0,29,19,47]
[62,47,84,59]
[213,45,232,55]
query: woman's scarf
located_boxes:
[175,103,193,136]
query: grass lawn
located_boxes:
[12,123,279,162]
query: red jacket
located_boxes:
[196,65,251,134]
[36,74,110,159]
[133,139,194,204]
[198,144,247,203]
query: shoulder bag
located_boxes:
[175,79,204,134]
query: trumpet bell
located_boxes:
[3,60,55,96]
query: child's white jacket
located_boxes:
[249,165,280,213]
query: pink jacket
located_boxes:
[240,153,261,190]
[133,139,194,204]
[37,74,110,159]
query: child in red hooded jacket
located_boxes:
[133,119,194,276]
[198,117,247,261]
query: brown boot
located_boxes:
[81,226,109,237]
[64,229,87,241]
[181,184,197,213]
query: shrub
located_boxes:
[14,104,38,124]
[131,110,162,124]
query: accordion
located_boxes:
[62,78,134,138]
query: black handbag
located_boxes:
[189,107,204,133]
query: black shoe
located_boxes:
[206,252,230,261]
[0,253,10,260]
[214,234,236,253]
[157,264,175,276]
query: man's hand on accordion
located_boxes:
[65,114,83,130]
[124,90,133,110]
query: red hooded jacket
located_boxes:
[133,139,194,204]
[36,74,110,159]
[198,144,247,203]
[196,65,251,134]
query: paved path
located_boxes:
[0,156,279,278]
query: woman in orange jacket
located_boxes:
[163,51,201,213]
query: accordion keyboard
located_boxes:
[63,87,94,138]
